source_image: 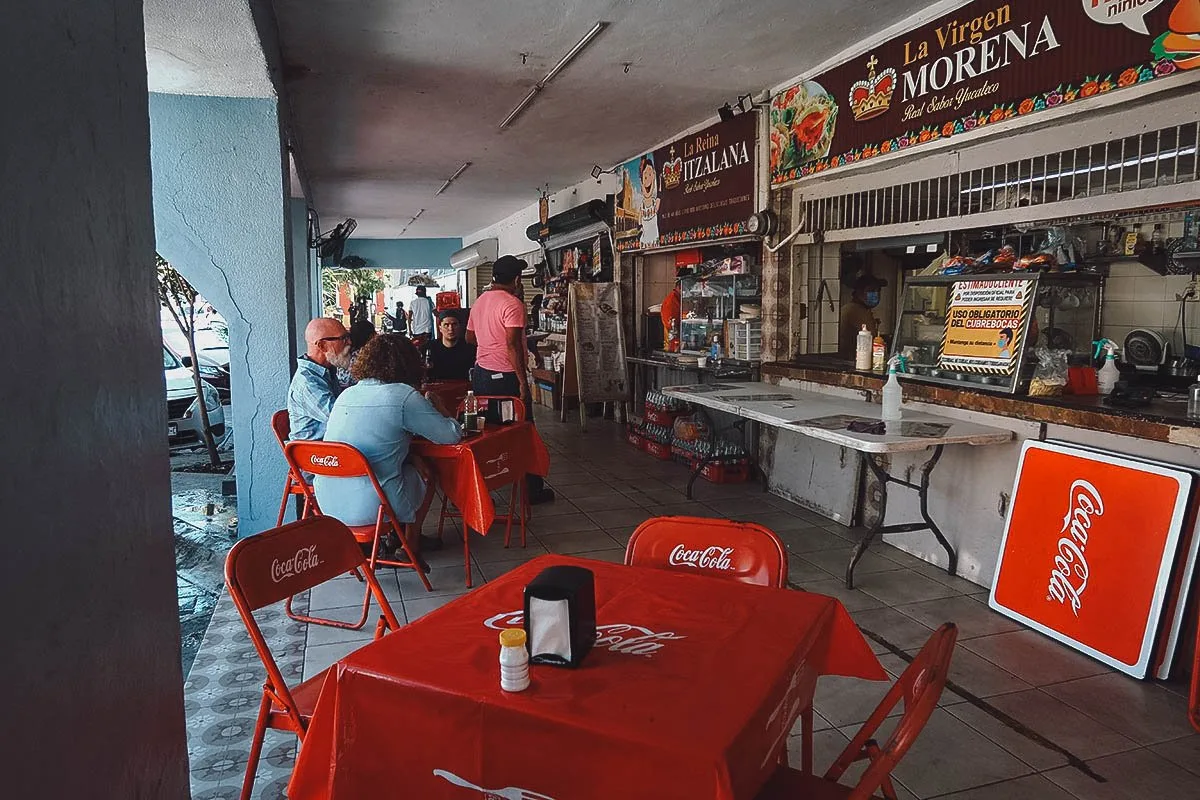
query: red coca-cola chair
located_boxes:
[1191,614,1200,733]
[436,395,531,571]
[225,516,402,800]
[285,440,434,595]
[271,410,319,527]
[755,624,959,800]
[625,515,789,588]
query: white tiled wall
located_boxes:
[1101,253,1200,357]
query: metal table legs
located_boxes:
[845,445,957,589]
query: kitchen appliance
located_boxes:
[1123,329,1169,372]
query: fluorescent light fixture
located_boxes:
[399,208,425,236]
[499,21,608,130]
[959,146,1198,194]
[436,161,473,196]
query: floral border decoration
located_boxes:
[771,60,1176,185]
[615,221,750,252]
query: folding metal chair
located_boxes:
[271,410,318,527]
[756,623,959,799]
[285,440,434,594]
[225,516,402,800]
[624,515,789,588]
[435,395,531,587]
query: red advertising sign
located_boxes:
[990,441,1192,677]
[614,113,757,252]
[770,0,1198,184]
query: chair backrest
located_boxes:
[270,409,290,449]
[283,439,401,523]
[624,515,789,588]
[225,516,402,728]
[458,394,527,422]
[828,623,959,800]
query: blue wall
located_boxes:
[342,237,462,269]
[149,92,293,538]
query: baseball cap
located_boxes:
[851,273,888,292]
[491,255,527,284]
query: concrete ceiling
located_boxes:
[149,0,934,239]
[144,0,275,98]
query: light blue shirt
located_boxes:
[314,379,462,525]
[287,356,342,441]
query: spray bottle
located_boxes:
[1093,339,1121,396]
[882,355,903,421]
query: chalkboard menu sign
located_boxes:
[568,282,628,404]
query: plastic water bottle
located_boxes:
[499,629,530,692]
[463,390,479,431]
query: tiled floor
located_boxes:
[184,415,1199,798]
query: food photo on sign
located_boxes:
[770,0,1195,184]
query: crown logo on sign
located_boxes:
[848,55,897,122]
[661,146,683,190]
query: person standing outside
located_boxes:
[408,285,436,346]
[390,300,407,335]
[467,256,554,504]
[287,318,352,440]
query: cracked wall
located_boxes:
[149,92,294,537]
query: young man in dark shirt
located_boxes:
[426,310,476,381]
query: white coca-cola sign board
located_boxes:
[989,440,1192,678]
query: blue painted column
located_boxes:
[149,93,292,536]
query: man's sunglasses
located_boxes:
[318,334,352,344]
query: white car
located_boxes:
[165,347,226,448]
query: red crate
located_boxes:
[642,439,673,460]
[626,427,645,449]
[700,460,750,484]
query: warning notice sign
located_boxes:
[938,281,1031,374]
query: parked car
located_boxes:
[165,347,226,449]
[162,322,231,399]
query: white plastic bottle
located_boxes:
[499,629,530,692]
[1096,341,1120,396]
[855,325,873,371]
[463,390,479,431]
[882,356,903,421]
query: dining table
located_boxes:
[287,554,887,800]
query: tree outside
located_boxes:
[157,254,223,468]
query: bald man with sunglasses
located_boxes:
[287,317,353,441]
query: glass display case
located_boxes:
[892,273,1102,394]
[678,273,761,354]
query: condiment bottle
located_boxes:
[855,325,873,371]
[1189,383,1200,419]
[871,335,886,372]
[463,391,479,431]
[499,629,530,692]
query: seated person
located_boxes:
[426,310,476,381]
[314,334,462,567]
[288,317,351,440]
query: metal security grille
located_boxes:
[801,121,1199,233]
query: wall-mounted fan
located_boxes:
[307,208,357,266]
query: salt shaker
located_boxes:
[499,628,530,692]
[1188,383,1200,419]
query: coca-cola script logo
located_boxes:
[484,611,686,656]
[668,544,735,571]
[1046,479,1104,616]
[271,545,321,583]
[309,454,340,468]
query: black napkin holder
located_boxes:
[522,565,596,668]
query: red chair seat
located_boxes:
[267,670,328,728]
[346,523,378,544]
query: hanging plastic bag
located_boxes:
[1029,348,1069,397]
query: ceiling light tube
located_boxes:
[436,161,473,195]
[498,21,608,130]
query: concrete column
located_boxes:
[289,197,316,349]
[0,1,189,796]
[149,93,293,536]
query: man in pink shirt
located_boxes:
[466,255,554,504]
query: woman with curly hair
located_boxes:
[314,334,461,570]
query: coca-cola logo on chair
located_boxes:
[1046,480,1103,616]
[309,454,340,468]
[271,545,321,583]
[668,544,736,571]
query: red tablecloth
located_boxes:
[413,421,550,534]
[288,555,886,800]
[421,380,470,413]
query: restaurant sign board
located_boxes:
[770,0,1198,184]
[938,280,1032,374]
[615,113,757,252]
[990,441,1192,678]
